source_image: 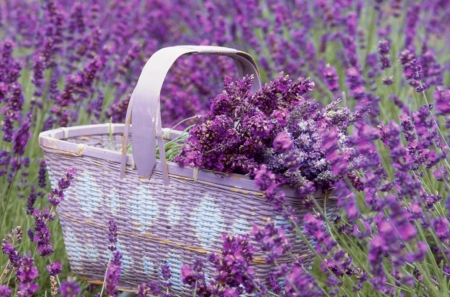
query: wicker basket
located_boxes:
[39,46,338,294]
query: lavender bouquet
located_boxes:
[175,74,361,198]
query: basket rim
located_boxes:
[39,123,328,197]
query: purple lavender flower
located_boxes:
[26,185,38,215]
[303,213,337,255]
[285,267,323,297]
[2,82,24,142]
[322,64,340,92]
[31,208,56,257]
[415,82,429,93]
[432,217,450,241]
[345,67,365,99]
[105,255,121,297]
[320,250,354,278]
[1,240,21,268]
[16,255,39,296]
[37,160,47,188]
[405,5,420,48]
[47,262,63,276]
[58,167,77,190]
[108,219,118,252]
[0,286,11,297]
[377,39,391,70]
[137,281,167,297]
[48,188,64,207]
[334,180,359,221]
[251,222,291,263]
[434,86,450,115]
[253,165,278,191]
[160,263,173,291]
[60,280,81,297]
[161,263,171,280]
[406,242,429,262]
[273,131,293,153]
[410,59,423,80]
[367,235,388,290]
[381,76,393,85]
[181,258,212,296]
[208,234,257,294]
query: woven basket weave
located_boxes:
[39,46,338,294]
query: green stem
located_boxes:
[99,253,113,297]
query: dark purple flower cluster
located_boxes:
[26,168,76,258]
[1,226,22,269]
[303,213,337,255]
[46,262,62,276]
[0,285,11,297]
[37,159,47,188]
[251,222,291,264]
[434,86,450,116]
[60,278,82,297]
[181,234,258,297]
[176,74,360,199]
[137,264,173,297]
[105,250,122,297]
[16,254,40,296]
[345,67,366,99]
[377,39,391,70]
[322,64,340,93]
[108,219,118,252]
[102,219,122,297]
[284,266,323,297]
[137,281,163,297]
[48,167,76,206]
[29,208,56,257]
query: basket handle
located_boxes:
[121,45,261,182]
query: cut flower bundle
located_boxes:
[174,73,362,198]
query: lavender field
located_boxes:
[1,0,450,296]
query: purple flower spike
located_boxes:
[30,208,56,257]
[60,280,81,297]
[434,86,450,115]
[1,240,21,268]
[252,222,291,263]
[58,168,77,190]
[303,213,336,255]
[138,281,165,297]
[160,263,173,290]
[161,264,171,280]
[406,242,429,262]
[12,113,32,156]
[254,165,278,191]
[26,185,38,215]
[48,189,64,207]
[181,258,209,297]
[0,285,12,297]
[105,251,122,297]
[16,255,39,296]
[285,267,323,297]
[108,220,118,252]
[410,59,423,80]
[378,39,391,70]
[432,217,450,241]
[323,64,340,92]
[47,262,63,276]
[208,234,257,294]
[273,131,293,153]
[346,67,366,99]
[38,160,47,188]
